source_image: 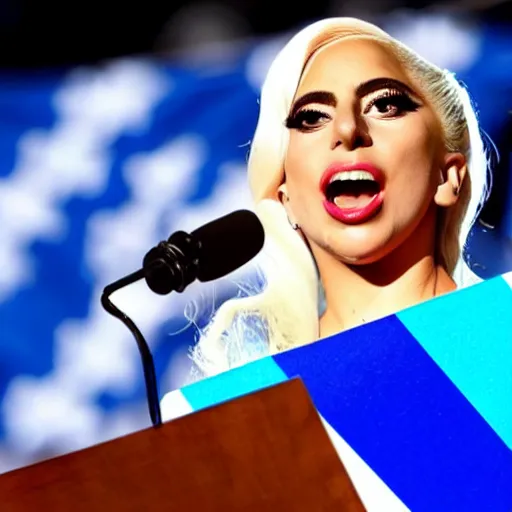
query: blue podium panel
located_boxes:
[397,276,512,450]
[161,272,512,512]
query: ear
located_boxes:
[434,153,467,207]
[277,183,299,227]
[277,183,289,205]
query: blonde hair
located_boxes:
[190,18,489,377]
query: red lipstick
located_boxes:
[320,162,385,225]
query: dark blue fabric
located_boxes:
[273,315,512,511]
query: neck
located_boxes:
[315,216,456,339]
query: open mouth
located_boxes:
[324,170,381,210]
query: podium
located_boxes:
[1,272,512,511]
[0,379,365,511]
[161,271,512,511]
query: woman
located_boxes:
[191,17,489,377]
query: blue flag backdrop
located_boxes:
[0,13,511,473]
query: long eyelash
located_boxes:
[285,108,327,129]
[364,89,420,113]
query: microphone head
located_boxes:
[192,210,265,282]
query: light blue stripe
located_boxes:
[181,356,288,411]
[397,275,512,449]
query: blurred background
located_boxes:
[0,0,511,473]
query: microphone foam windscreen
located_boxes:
[193,210,265,282]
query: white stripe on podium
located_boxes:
[502,270,512,289]
[320,416,410,512]
[161,390,193,421]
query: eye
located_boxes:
[364,90,420,118]
[285,108,331,131]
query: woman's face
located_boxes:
[282,38,459,265]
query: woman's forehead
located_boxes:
[296,37,410,95]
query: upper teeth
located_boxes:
[329,171,376,183]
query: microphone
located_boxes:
[100,210,265,428]
[143,209,265,295]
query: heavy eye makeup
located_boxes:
[362,87,421,118]
[285,80,422,131]
[285,107,331,131]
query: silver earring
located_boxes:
[288,218,299,230]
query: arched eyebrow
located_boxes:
[289,91,336,118]
[289,77,419,118]
[356,77,418,98]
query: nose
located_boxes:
[331,111,372,151]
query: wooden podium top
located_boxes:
[0,379,365,511]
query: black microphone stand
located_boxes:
[100,232,201,428]
[100,269,162,428]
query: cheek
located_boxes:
[385,120,441,191]
[283,140,326,223]
[284,136,322,193]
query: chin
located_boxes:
[338,251,388,266]
[308,223,402,266]
[330,238,397,266]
